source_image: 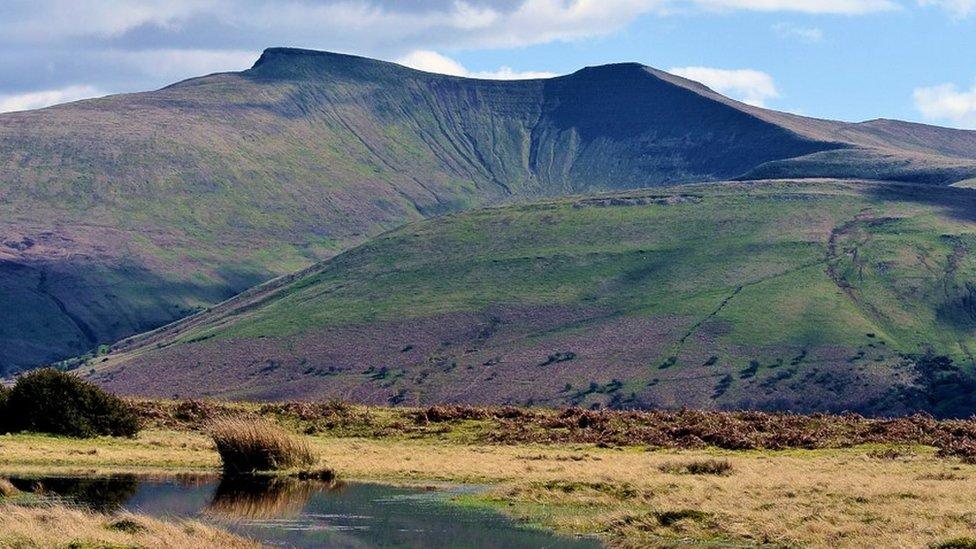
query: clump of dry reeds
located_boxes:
[208,418,315,475]
[0,478,18,498]
[659,459,733,476]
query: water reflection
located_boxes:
[9,474,139,513]
[206,475,343,519]
[7,474,599,548]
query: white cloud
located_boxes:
[105,49,258,82]
[918,0,976,17]
[914,81,976,129]
[3,0,213,42]
[396,50,468,77]
[772,22,824,42]
[669,66,780,107]
[0,85,105,113]
[469,66,559,80]
[397,50,557,80]
[694,0,897,13]
[0,1,899,52]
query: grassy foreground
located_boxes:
[0,502,257,548]
[4,401,976,547]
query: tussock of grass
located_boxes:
[209,418,316,475]
[655,509,710,527]
[659,459,733,476]
[0,478,18,498]
[934,538,976,549]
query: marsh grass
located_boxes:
[934,538,976,549]
[0,502,257,548]
[659,459,733,476]
[209,418,315,475]
[0,478,18,498]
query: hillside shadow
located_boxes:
[865,182,976,223]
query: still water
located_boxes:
[8,474,600,548]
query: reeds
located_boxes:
[0,478,18,498]
[208,418,315,475]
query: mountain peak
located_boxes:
[248,47,407,80]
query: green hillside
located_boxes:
[4,48,976,373]
[95,179,976,416]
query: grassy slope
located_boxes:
[5,48,976,374]
[0,50,840,373]
[96,179,976,415]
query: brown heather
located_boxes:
[131,399,976,462]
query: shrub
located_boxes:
[0,384,10,433]
[3,369,139,438]
[209,418,315,475]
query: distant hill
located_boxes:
[4,47,976,373]
[96,180,976,417]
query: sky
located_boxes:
[0,1,974,128]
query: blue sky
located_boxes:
[1,1,974,128]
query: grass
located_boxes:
[6,401,976,546]
[0,502,257,548]
[208,417,315,475]
[658,458,733,476]
[95,180,976,417]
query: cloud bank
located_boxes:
[0,85,105,113]
[397,50,557,79]
[914,81,976,129]
[669,66,780,107]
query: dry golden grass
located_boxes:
[0,502,257,548]
[5,419,976,547]
[304,438,976,548]
[0,478,18,498]
[0,430,217,474]
[209,417,315,474]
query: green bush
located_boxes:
[2,369,139,438]
[0,384,10,433]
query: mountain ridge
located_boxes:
[3,47,976,373]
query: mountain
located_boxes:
[94,179,976,417]
[4,47,976,374]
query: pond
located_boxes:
[7,474,600,548]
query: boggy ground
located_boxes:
[4,400,976,547]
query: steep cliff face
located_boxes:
[2,48,976,372]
